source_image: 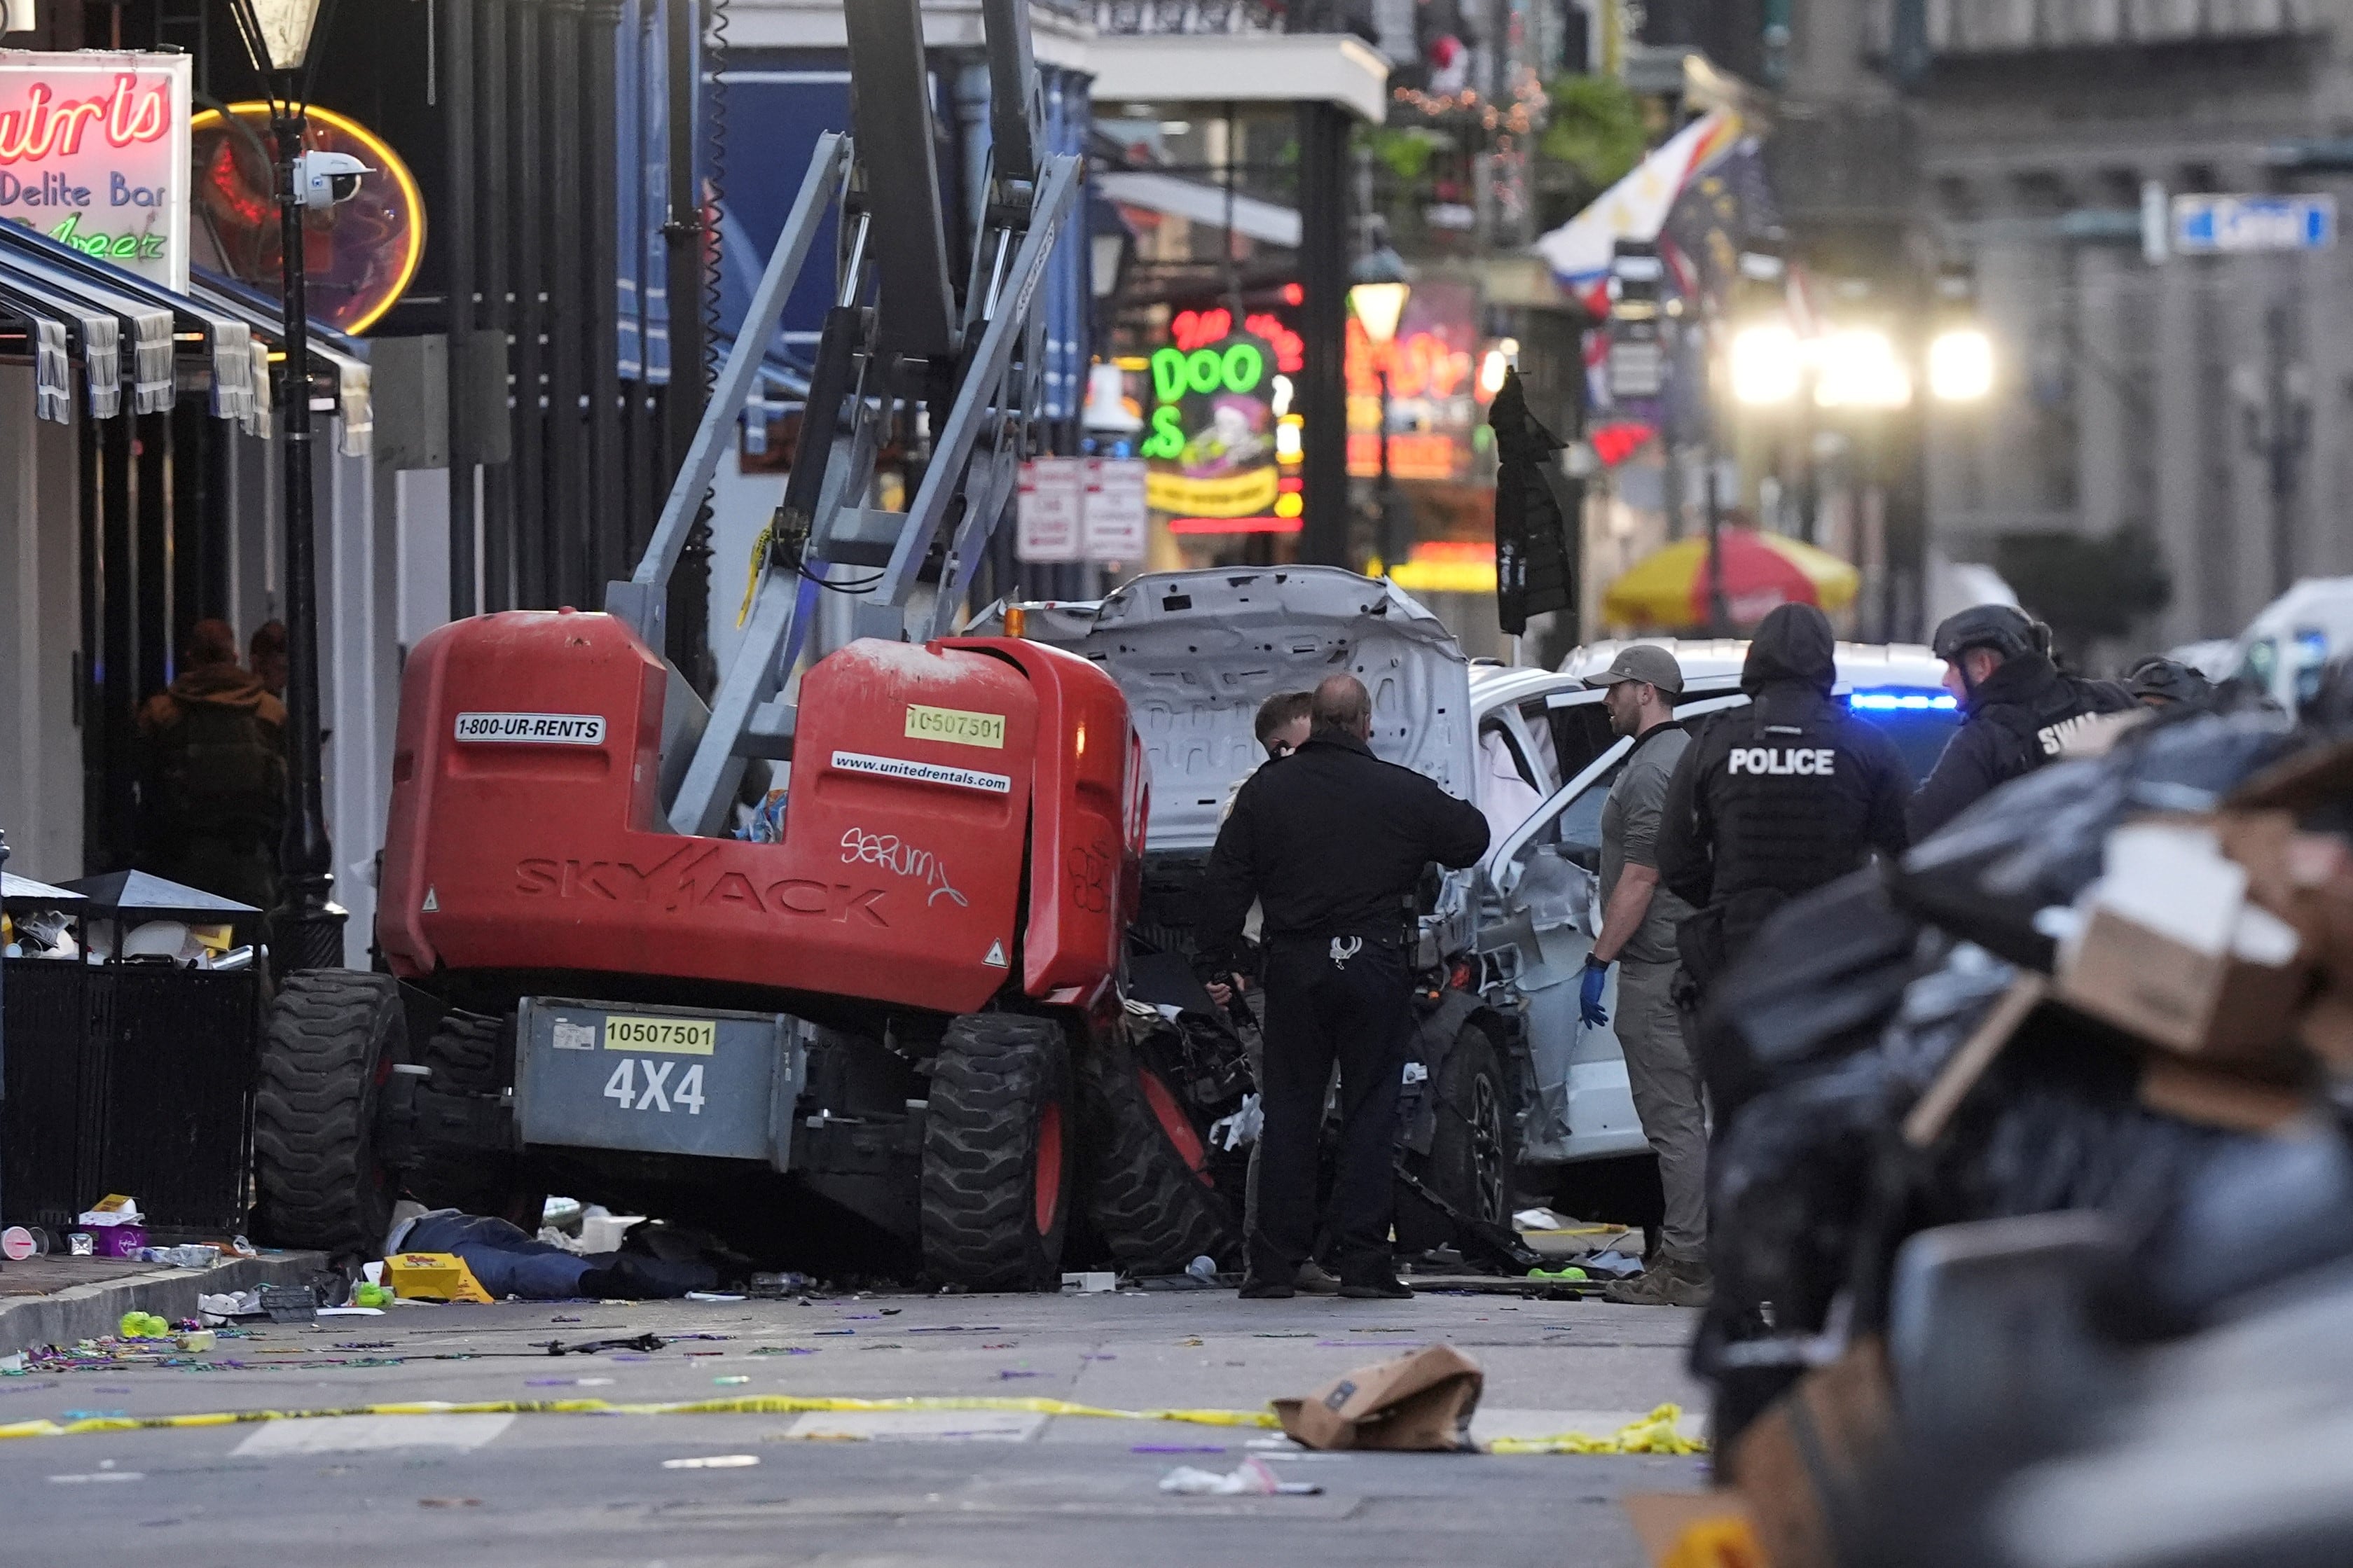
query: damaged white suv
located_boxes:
[986,568,1954,1234]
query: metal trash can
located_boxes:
[1,870,263,1236]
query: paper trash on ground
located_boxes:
[1159,1457,1322,1495]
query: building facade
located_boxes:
[1794,0,2351,652]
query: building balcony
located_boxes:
[1897,0,2322,56]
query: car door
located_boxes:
[1477,693,1745,1166]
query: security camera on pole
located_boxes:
[221,0,355,972]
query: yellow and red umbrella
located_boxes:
[1603,528,1860,630]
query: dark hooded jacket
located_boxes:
[1905,651,2134,842]
[136,660,287,912]
[1655,604,1911,985]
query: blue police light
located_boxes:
[1847,690,1958,712]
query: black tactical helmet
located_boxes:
[1931,603,2041,664]
[2126,655,2213,707]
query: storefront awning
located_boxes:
[0,219,247,421]
[1097,171,1302,249]
[0,221,368,452]
[188,272,373,457]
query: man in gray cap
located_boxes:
[1580,644,1709,1305]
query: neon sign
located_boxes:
[191,104,425,335]
[1139,312,1285,519]
[1150,340,1264,403]
[0,74,172,160]
[1170,305,1303,372]
[0,53,190,290]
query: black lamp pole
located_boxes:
[226,0,345,971]
[268,89,343,971]
[1376,363,1400,568]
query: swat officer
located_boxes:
[2125,655,2215,710]
[1196,672,1490,1301]
[1656,602,1911,1038]
[1907,604,2137,840]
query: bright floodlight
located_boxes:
[1479,337,1518,398]
[1350,282,1410,347]
[1814,328,1912,410]
[1929,327,1994,402]
[227,0,326,71]
[1730,322,1802,406]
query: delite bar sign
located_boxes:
[0,53,192,291]
[454,712,608,744]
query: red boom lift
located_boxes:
[249,0,1236,1287]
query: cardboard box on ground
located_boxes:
[1272,1344,1484,1451]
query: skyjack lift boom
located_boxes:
[603,0,1081,838]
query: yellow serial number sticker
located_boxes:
[904,704,1006,749]
[604,1015,717,1055]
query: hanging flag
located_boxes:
[1657,134,1781,307]
[1489,368,1580,639]
[1531,111,1745,311]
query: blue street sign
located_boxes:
[2172,193,2338,255]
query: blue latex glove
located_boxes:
[1579,958,1610,1028]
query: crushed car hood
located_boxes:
[999,567,1475,854]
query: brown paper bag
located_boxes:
[1271,1344,1483,1451]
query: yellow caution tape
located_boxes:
[0,1393,1702,1453]
[1486,1403,1709,1456]
[0,1393,1281,1443]
[737,519,775,627]
[1519,1226,1621,1239]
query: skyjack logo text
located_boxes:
[512,841,888,927]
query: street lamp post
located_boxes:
[224,0,346,972]
[1349,251,1409,574]
[1729,278,1993,645]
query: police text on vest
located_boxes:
[1729,747,1837,776]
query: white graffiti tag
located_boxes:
[841,827,969,908]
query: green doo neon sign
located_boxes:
[1140,340,1267,460]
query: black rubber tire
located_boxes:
[920,1013,1075,1291]
[1083,1040,1236,1275]
[403,1009,545,1230]
[1396,1025,1519,1254]
[253,970,403,1258]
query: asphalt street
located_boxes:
[0,1286,1706,1567]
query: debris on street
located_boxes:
[1273,1346,1484,1452]
[1159,1456,1323,1497]
[1670,712,2353,1567]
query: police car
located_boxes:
[1474,639,1952,1206]
[979,574,1954,1240]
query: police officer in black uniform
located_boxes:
[1907,604,2137,840]
[1656,602,1912,1041]
[1196,672,1490,1300]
